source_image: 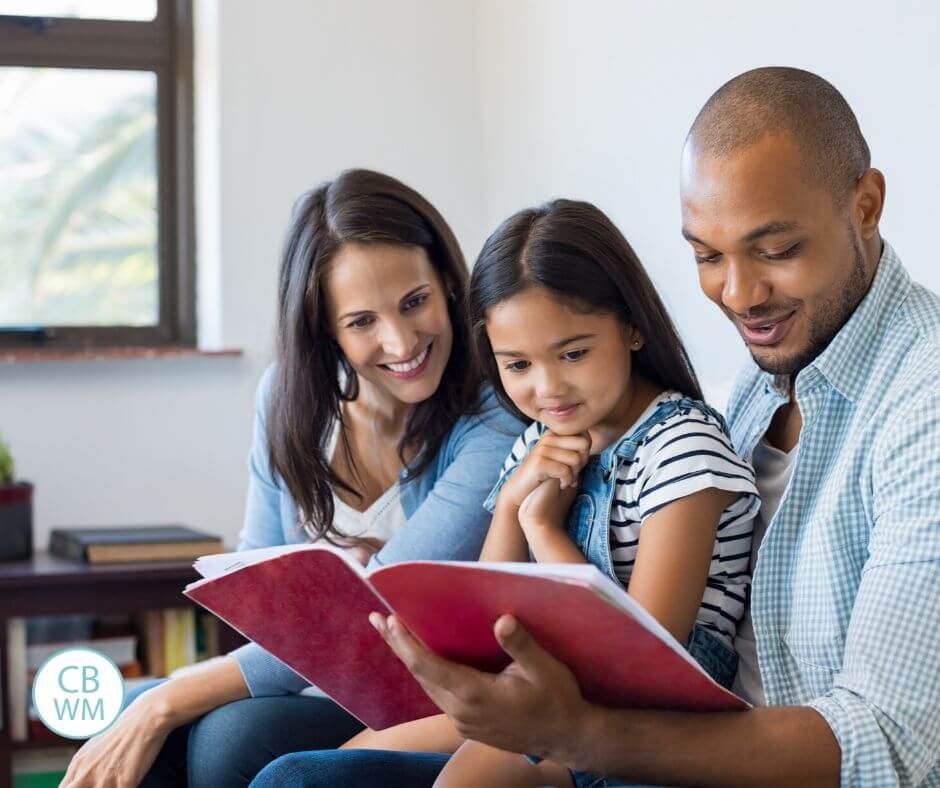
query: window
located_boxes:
[0,0,195,350]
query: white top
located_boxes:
[323,415,407,543]
[496,391,761,648]
[732,437,798,706]
[331,481,405,544]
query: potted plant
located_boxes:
[0,435,33,561]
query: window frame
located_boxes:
[0,0,195,350]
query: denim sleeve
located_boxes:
[481,428,533,514]
[806,391,940,787]
[368,395,525,567]
[235,364,286,551]
[228,364,312,697]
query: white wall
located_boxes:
[1,0,486,550]
[474,0,940,403]
[4,0,939,549]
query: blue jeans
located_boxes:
[249,749,670,787]
[251,749,450,787]
[122,679,364,787]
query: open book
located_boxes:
[184,544,747,730]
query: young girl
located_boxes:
[342,199,759,788]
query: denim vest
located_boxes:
[490,395,739,690]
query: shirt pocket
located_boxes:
[782,526,862,680]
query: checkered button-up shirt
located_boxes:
[726,241,940,787]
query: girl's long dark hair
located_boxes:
[468,199,702,422]
[270,169,480,543]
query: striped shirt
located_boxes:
[493,392,760,647]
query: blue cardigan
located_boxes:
[229,364,524,696]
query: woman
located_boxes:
[60,169,523,788]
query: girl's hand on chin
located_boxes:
[502,432,591,509]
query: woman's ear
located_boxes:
[442,275,458,302]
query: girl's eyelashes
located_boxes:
[502,349,587,372]
[561,348,589,362]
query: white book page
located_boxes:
[187,543,362,589]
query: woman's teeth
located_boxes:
[384,346,429,373]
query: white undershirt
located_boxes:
[324,413,407,543]
[732,437,797,706]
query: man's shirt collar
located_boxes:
[757,240,910,405]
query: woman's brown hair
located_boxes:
[270,169,480,543]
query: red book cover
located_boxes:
[184,547,438,729]
[184,546,747,730]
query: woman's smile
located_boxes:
[378,342,434,379]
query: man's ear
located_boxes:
[853,168,886,242]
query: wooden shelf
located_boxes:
[0,553,246,783]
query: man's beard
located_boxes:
[750,228,871,377]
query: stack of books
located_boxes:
[49,525,224,564]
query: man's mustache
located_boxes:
[722,302,801,322]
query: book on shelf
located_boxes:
[7,610,224,745]
[7,618,27,741]
[49,525,224,564]
[140,610,166,677]
[184,544,748,731]
[26,635,137,671]
[162,608,197,675]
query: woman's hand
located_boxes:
[60,688,174,788]
[501,431,591,510]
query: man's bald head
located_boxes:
[686,67,870,205]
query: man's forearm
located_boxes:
[555,703,841,788]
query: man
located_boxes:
[253,68,940,787]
